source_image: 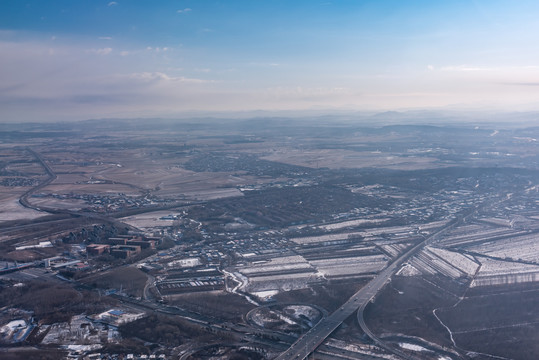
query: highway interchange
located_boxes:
[275,216,462,360]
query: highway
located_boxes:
[275,217,460,360]
[19,148,58,212]
[16,148,202,229]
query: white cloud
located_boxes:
[108,2,118,7]
[264,86,352,101]
[145,46,172,53]
[5,32,539,122]
[249,62,281,67]
[128,72,211,84]
[87,47,113,55]
[440,65,495,72]
[177,8,192,13]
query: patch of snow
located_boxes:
[65,344,102,351]
[253,290,279,299]
[399,343,430,352]
[397,263,422,276]
[15,241,53,250]
[7,320,26,329]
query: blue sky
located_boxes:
[1,0,539,121]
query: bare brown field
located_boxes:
[81,266,149,298]
[167,291,256,322]
[0,349,68,360]
[41,147,251,202]
[453,324,539,360]
[364,275,464,351]
[0,147,50,221]
[262,148,444,170]
[119,210,182,229]
[42,183,140,195]
[52,173,92,183]
[437,284,539,360]
[4,247,59,261]
[3,162,46,175]
[0,192,46,222]
[28,197,88,210]
[366,276,539,360]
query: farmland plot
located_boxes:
[471,256,539,287]
[466,233,539,263]
[309,254,387,277]
[406,247,479,279]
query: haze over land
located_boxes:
[1,119,538,360]
[1,2,539,360]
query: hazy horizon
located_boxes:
[2,1,539,122]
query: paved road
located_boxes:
[274,257,413,360]
[275,217,460,360]
[17,148,201,233]
[19,148,57,212]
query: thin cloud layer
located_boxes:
[2,1,539,121]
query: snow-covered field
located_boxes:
[239,262,314,276]
[238,255,313,276]
[290,232,363,245]
[119,211,183,229]
[318,218,389,231]
[237,255,318,292]
[380,243,411,258]
[466,233,539,263]
[417,220,450,231]
[427,247,480,276]
[471,256,539,287]
[245,272,316,292]
[402,246,479,279]
[477,217,512,227]
[252,290,279,299]
[439,226,521,248]
[399,342,430,352]
[0,196,45,222]
[291,220,445,245]
[310,254,387,277]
